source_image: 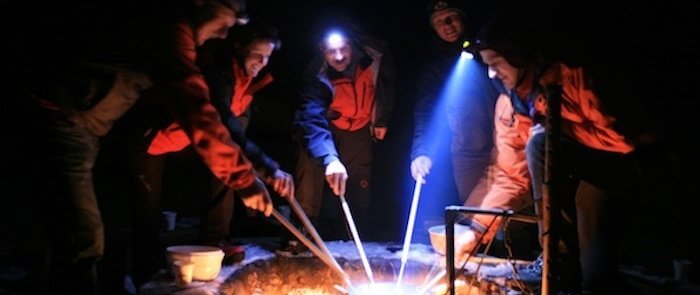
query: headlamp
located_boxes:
[461,40,474,59]
[433,1,449,11]
[236,13,250,25]
[324,31,347,50]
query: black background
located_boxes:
[2,0,700,290]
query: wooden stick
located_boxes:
[287,197,337,269]
[270,208,352,287]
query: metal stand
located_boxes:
[542,84,563,295]
[444,206,514,295]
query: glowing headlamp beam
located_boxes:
[326,32,346,49]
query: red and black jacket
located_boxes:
[294,35,396,166]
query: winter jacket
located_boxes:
[207,60,279,178]
[147,57,279,178]
[411,36,501,200]
[326,63,376,131]
[470,62,634,239]
[470,93,533,239]
[29,5,258,193]
[551,64,634,153]
[412,53,501,158]
[294,36,396,165]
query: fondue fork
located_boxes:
[396,175,424,288]
[339,195,375,286]
[288,197,339,270]
[270,208,354,289]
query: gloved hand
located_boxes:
[325,160,348,197]
[410,155,432,183]
[238,178,273,217]
[266,169,295,199]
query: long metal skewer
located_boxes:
[270,208,353,288]
[416,269,446,294]
[339,195,374,285]
[287,197,337,267]
[396,175,423,287]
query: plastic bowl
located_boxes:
[166,245,225,281]
[428,224,471,256]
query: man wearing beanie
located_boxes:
[411,0,500,213]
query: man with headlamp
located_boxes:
[293,23,396,239]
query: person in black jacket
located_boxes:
[198,21,294,254]
[410,0,500,211]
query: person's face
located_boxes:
[194,5,237,46]
[242,40,275,78]
[431,10,464,43]
[480,49,520,90]
[323,37,352,72]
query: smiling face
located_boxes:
[479,48,520,90]
[431,9,464,43]
[242,39,276,77]
[322,35,352,72]
[194,4,237,46]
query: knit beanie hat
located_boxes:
[426,0,466,26]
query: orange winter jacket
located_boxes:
[469,94,533,240]
[147,61,272,156]
[553,64,634,153]
[470,63,633,240]
[327,65,376,131]
[230,63,273,117]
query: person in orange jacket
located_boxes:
[457,11,671,293]
[293,21,396,239]
[20,0,270,293]
[198,21,295,256]
[122,20,293,285]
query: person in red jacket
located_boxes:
[293,21,396,240]
[199,21,294,255]
[121,21,292,285]
[20,0,270,293]
[457,11,672,293]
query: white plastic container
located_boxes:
[166,245,224,281]
[427,224,471,256]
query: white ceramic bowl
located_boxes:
[166,245,225,281]
[428,224,471,256]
